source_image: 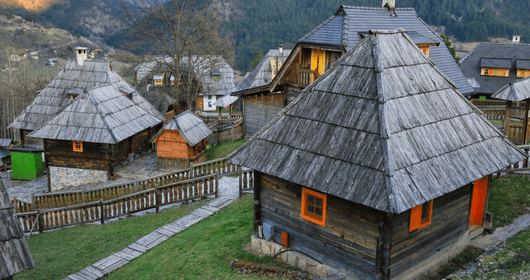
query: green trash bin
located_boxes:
[8,148,45,180]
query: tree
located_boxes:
[440,34,459,64]
[123,0,235,111]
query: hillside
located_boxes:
[2,0,530,70]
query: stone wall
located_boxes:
[249,235,352,280]
[49,166,109,191]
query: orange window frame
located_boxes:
[301,188,327,226]
[517,69,530,78]
[481,67,510,77]
[409,200,433,232]
[73,141,83,152]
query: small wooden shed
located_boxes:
[228,30,527,280]
[8,148,45,180]
[152,110,212,171]
[0,179,35,279]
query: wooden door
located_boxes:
[470,176,489,227]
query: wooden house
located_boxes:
[27,85,163,191]
[0,179,35,279]
[152,110,212,171]
[460,37,530,99]
[232,3,474,136]
[228,30,526,280]
[9,47,164,149]
[134,56,235,112]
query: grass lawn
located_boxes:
[206,138,249,161]
[15,200,209,280]
[489,175,530,229]
[106,195,290,280]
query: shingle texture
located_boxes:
[0,139,11,148]
[9,60,164,131]
[229,30,526,214]
[28,85,163,144]
[460,43,530,95]
[139,91,175,115]
[234,49,292,94]
[297,6,474,96]
[161,110,212,146]
[491,76,530,101]
[0,179,35,278]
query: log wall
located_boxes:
[45,139,112,171]
[259,174,379,279]
[244,93,285,136]
[21,129,43,149]
[388,185,472,280]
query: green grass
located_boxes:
[493,229,530,274]
[206,138,249,161]
[106,195,290,279]
[15,200,209,280]
[489,175,530,229]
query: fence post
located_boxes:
[82,188,86,204]
[215,171,219,198]
[238,166,243,198]
[134,180,140,193]
[190,162,194,178]
[155,184,160,214]
[100,199,105,225]
[31,194,35,211]
[38,210,43,233]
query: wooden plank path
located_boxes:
[62,195,236,280]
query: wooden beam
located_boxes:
[253,171,262,237]
[523,101,530,144]
[504,101,512,139]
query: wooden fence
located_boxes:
[208,118,244,145]
[238,168,254,198]
[14,157,238,213]
[500,144,530,174]
[16,174,218,233]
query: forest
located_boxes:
[1,0,530,70]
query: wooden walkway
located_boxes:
[62,195,237,280]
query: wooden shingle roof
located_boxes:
[0,138,11,148]
[491,76,530,101]
[229,29,527,214]
[28,85,163,144]
[0,179,35,278]
[8,60,164,132]
[291,5,474,96]
[155,110,212,146]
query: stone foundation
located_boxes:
[249,235,352,280]
[50,166,109,191]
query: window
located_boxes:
[301,188,327,226]
[517,69,530,78]
[419,46,430,57]
[481,67,510,77]
[73,141,83,152]
[213,75,220,82]
[409,200,433,232]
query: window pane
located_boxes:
[315,207,322,216]
[421,202,431,224]
[308,195,315,204]
[308,205,314,213]
[316,197,323,207]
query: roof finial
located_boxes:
[383,0,396,14]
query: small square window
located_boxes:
[73,141,83,152]
[301,188,327,226]
[409,200,433,232]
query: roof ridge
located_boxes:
[460,43,484,64]
[87,89,120,144]
[372,34,397,213]
[340,5,414,11]
[342,12,349,47]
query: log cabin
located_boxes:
[134,56,235,112]
[8,47,164,149]
[0,179,35,280]
[28,85,163,191]
[228,30,527,280]
[232,2,474,137]
[459,36,530,100]
[152,110,212,171]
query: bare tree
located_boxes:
[123,0,234,111]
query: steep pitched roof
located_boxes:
[233,49,292,95]
[9,60,164,131]
[0,179,35,278]
[491,76,530,101]
[0,138,11,148]
[139,91,175,115]
[157,110,212,146]
[28,85,163,144]
[290,5,474,96]
[229,30,526,214]
[460,43,530,95]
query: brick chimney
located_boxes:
[75,47,88,66]
[513,35,521,44]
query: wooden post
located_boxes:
[38,210,43,233]
[523,100,530,144]
[253,172,261,237]
[215,171,219,198]
[218,106,222,121]
[504,101,512,140]
[189,162,194,178]
[100,199,105,225]
[238,166,243,198]
[155,184,160,214]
